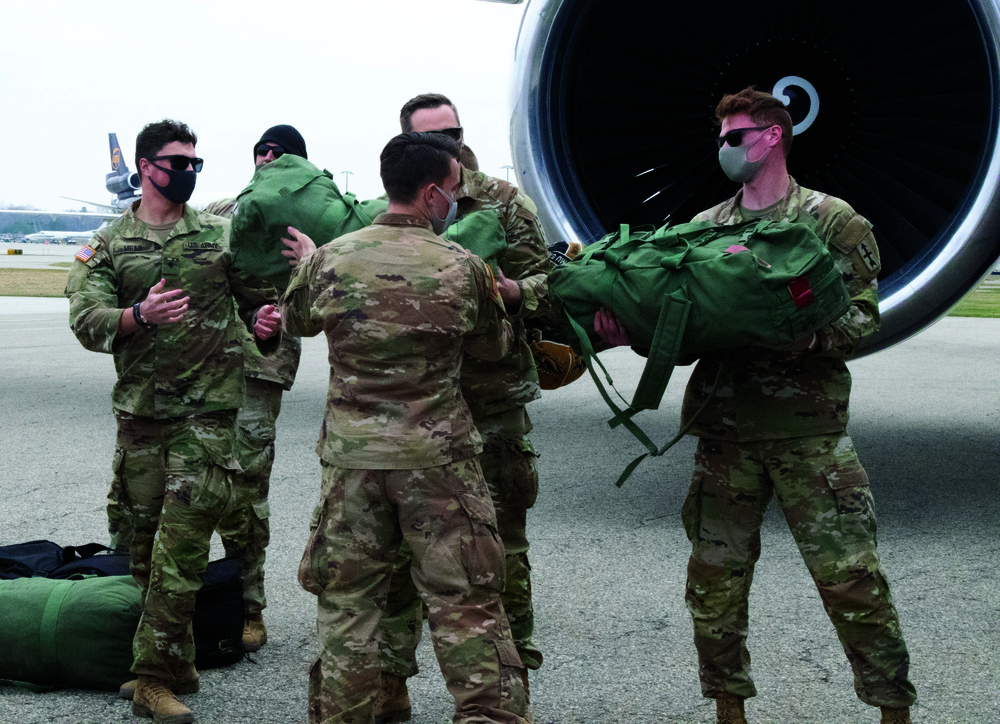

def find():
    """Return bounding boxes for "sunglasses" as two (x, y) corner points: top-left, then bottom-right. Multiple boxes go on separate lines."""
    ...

(715, 126), (774, 149)
(431, 127), (463, 141)
(150, 154), (204, 173)
(255, 143), (285, 159)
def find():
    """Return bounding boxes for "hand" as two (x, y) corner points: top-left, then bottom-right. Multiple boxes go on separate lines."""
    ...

(141, 278), (189, 324)
(281, 226), (317, 267)
(254, 304), (281, 340)
(594, 308), (630, 347)
(495, 268), (522, 310)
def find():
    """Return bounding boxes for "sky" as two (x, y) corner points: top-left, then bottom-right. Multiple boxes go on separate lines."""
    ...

(0, 0), (526, 212)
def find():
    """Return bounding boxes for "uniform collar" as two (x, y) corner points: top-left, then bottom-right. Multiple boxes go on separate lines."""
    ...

(373, 212), (433, 230)
(719, 175), (802, 224)
(117, 200), (203, 242)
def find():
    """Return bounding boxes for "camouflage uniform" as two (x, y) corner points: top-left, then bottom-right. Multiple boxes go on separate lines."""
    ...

(680, 178), (917, 707)
(65, 201), (277, 683)
(204, 197), (303, 617)
(283, 213), (529, 724)
(380, 168), (552, 679)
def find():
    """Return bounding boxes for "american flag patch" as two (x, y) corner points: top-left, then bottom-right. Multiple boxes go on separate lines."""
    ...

(75, 246), (96, 262)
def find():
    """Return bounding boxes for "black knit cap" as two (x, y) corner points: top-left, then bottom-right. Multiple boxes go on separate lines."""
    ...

(254, 124), (307, 160)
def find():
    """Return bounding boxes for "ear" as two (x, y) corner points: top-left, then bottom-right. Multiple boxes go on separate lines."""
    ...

(769, 125), (783, 147)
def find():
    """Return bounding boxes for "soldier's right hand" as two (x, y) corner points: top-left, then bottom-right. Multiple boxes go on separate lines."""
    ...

(141, 278), (190, 324)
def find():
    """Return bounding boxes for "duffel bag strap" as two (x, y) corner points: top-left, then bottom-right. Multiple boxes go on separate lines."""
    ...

(563, 311), (660, 458)
(627, 290), (690, 415)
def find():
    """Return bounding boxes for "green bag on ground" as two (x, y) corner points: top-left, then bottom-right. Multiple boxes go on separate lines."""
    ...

(230, 154), (389, 289)
(0, 575), (141, 691)
(443, 210), (507, 274)
(548, 219), (851, 483)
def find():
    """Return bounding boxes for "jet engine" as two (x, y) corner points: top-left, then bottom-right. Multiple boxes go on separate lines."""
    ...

(511, 0), (1000, 351)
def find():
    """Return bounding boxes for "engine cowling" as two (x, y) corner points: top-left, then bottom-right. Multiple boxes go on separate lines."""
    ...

(511, 0), (1000, 352)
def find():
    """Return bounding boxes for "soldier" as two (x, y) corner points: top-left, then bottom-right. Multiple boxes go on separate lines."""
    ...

(280, 131), (529, 724)
(597, 87), (917, 724)
(203, 124), (308, 653)
(376, 93), (552, 722)
(66, 119), (281, 724)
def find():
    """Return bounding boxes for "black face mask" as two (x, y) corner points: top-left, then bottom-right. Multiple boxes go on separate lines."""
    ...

(149, 165), (197, 205)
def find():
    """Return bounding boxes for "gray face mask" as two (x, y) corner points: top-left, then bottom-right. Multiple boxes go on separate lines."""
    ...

(718, 132), (772, 184)
(430, 185), (458, 235)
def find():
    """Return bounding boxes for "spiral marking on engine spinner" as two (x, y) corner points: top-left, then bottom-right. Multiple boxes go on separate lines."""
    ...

(773, 76), (819, 135)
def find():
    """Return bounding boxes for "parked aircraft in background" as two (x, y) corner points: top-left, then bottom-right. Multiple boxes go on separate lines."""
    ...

(21, 230), (100, 244)
(0, 132), (137, 219)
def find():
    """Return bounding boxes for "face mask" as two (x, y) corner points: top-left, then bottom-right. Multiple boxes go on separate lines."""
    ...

(718, 132), (772, 184)
(430, 185), (458, 235)
(149, 165), (197, 205)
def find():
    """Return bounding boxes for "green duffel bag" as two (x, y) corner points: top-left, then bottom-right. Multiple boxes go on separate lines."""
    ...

(230, 154), (389, 289)
(549, 218), (851, 484)
(443, 210), (507, 275)
(0, 575), (141, 691)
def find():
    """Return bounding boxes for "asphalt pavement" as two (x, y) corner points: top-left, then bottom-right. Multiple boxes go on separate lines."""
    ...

(0, 304), (997, 723)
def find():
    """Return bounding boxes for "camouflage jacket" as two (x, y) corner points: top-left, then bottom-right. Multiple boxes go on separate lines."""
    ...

(66, 201), (278, 419)
(204, 197), (302, 391)
(455, 166), (552, 420)
(282, 213), (514, 470)
(681, 177), (881, 441)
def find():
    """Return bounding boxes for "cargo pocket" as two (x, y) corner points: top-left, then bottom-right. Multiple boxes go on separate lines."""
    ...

(458, 493), (506, 592)
(298, 503), (329, 596)
(502, 440), (540, 510)
(681, 474), (703, 544)
(823, 465), (876, 543)
(494, 638), (528, 716)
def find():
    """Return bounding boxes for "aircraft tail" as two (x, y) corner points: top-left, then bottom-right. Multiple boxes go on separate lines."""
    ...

(105, 132), (140, 210)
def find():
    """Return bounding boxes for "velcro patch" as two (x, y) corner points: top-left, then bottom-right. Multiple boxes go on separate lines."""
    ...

(75, 246), (96, 262)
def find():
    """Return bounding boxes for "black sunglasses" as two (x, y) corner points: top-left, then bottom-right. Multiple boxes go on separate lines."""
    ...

(431, 127), (463, 141)
(150, 154), (204, 173)
(255, 143), (285, 159)
(715, 126), (773, 149)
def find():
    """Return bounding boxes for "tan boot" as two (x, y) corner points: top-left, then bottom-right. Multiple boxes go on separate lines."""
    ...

(716, 693), (748, 724)
(119, 664), (199, 700)
(131, 675), (194, 723)
(880, 706), (912, 724)
(373, 673), (411, 724)
(243, 612), (267, 653)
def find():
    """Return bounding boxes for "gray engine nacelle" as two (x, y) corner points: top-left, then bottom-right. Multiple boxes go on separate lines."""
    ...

(511, 0), (1000, 352)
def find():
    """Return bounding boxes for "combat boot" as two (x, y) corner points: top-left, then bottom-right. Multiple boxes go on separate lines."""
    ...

(880, 706), (912, 723)
(132, 675), (194, 724)
(243, 611), (267, 652)
(716, 692), (748, 724)
(119, 663), (199, 700)
(373, 673), (411, 724)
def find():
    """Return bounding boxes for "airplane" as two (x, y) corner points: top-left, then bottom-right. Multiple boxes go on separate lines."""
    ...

(21, 230), (99, 244)
(499, 0), (1000, 354)
(0, 132), (137, 220)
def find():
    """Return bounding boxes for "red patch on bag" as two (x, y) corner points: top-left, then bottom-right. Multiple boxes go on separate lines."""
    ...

(787, 276), (814, 309)
(724, 245), (750, 254)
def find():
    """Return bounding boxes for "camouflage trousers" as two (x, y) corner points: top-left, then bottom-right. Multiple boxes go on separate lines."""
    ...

(681, 433), (917, 708)
(379, 407), (543, 678)
(113, 410), (237, 682)
(216, 377), (284, 616)
(299, 457), (529, 724)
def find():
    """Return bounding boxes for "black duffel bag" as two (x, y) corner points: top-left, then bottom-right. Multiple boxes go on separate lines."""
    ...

(0, 540), (245, 688)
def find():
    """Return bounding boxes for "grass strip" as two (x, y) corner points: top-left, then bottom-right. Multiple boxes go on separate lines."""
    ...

(0, 268), (68, 297)
(947, 282), (1000, 318)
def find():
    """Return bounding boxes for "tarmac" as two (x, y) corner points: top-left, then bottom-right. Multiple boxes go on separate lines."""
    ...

(0, 300), (997, 724)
